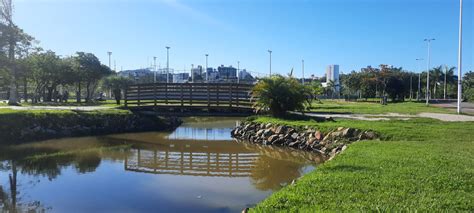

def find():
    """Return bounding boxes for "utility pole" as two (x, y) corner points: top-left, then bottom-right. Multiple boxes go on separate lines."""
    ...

(107, 52), (112, 69)
(457, 0), (463, 114)
(237, 61), (240, 84)
(205, 54), (209, 82)
(302, 59), (305, 85)
(268, 50), (272, 76)
(153, 56), (157, 83)
(416, 58), (424, 101)
(191, 64), (194, 83)
(166, 47), (170, 83)
(424, 38), (435, 106)
(410, 74), (413, 100)
(444, 66), (447, 100)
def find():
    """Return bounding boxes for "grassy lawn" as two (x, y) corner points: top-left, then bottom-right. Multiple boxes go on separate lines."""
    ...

(309, 100), (452, 115)
(251, 116), (474, 211)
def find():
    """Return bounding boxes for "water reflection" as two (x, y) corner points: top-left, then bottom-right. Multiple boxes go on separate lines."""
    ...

(0, 117), (323, 212)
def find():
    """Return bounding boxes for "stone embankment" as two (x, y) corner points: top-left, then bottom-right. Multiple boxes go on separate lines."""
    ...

(0, 111), (182, 144)
(231, 122), (378, 159)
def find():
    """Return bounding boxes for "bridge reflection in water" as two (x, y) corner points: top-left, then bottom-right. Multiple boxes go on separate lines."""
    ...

(118, 133), (324, 179)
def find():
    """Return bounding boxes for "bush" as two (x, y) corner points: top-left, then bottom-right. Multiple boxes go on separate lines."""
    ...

(252, 75), (311, 117)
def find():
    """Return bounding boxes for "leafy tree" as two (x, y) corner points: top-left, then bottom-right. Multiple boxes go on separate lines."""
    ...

(1, 0), (34, 105)
(26, 50), (74, 102)
(102, 75), (133, 104)
(252, 75), (312, 117)
(463, 71), (474, 102)
(71, 52), (112, 102)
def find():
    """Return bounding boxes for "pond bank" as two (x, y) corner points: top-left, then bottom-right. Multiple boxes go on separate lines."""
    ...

(0, 110), (181, 144)
(231, 121), (378, 160)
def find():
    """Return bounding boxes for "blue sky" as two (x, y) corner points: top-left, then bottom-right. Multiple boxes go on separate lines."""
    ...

(14, 0), (473, 77)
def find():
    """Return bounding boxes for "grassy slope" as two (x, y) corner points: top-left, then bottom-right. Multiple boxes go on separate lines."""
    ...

(252, 106), (473, 211)
(309, 100), (452, 115)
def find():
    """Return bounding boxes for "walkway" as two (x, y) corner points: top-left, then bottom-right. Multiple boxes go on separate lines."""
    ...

(0, 106), (113, 111)
(303, 112), (474, 122)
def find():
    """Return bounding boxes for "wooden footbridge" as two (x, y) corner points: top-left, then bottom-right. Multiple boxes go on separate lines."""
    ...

(124, 83), (255, 112)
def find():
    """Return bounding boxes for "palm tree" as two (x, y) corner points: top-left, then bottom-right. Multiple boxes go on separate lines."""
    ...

(442, 66), (456, 99)
(430, 66), (443, 99)
(252, 75), (311, 117)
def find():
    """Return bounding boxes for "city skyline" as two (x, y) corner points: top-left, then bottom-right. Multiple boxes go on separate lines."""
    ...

(13, 0), (473, 77)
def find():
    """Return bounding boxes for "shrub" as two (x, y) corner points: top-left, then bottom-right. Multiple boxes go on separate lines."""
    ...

(252, 75), (312, 117)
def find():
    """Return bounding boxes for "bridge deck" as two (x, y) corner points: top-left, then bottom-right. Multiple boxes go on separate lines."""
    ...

(125, 83), (255, 111)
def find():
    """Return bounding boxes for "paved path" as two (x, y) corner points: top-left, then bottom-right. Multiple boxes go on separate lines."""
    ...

(303, 112), (474, 122)
(431, 101), (474, 115)
(0, 106), (114, 111)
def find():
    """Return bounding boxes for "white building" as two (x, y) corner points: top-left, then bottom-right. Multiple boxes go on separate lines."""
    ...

(172, 73), (190, 83)
(325, 65), (340, 92)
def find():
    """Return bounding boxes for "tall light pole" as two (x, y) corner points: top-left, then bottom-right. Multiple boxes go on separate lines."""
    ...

(457, 0), (463, 114)
(444, 66), (447, 100)
(205, 54), (209, 82)
(268, 50), (272, 76)
(191, 64), (194, 83)
(153, 56), (157, 83)
(166, 47), (170, 83)
(302, 59), (305, 85)
(416, 58), (424, 101)
(107, 52), (112, 69)
(424, 38), (435, 106)
(237, 61), (240, 84)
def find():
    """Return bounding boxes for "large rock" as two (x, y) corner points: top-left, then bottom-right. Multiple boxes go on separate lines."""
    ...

(306, 138), (317, 146)
(315, 131), (323, 140)
(275, 125), (288, 134)
(265, 123), (273, 129)
(263, 129), (274, 137)
(267, 134), (279, 143)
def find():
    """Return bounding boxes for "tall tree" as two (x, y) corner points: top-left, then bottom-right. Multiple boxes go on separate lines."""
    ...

(0, 0), (33, 105)
(72, 52), (112, 102)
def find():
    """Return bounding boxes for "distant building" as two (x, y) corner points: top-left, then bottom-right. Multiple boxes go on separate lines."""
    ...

(118, 69), (152, 79)
(238, 69), (256, 83)
(206, 67), (218, 82)
(173, 73), (190, 83)
(191, 65), (204, 81)
(218, 65), (237, 81)
(118, 68), (153, 82)
(325, 65), (340, 92)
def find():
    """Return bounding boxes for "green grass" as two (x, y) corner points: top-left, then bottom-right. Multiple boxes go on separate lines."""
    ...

(309, 100), (452, 115)
(251, 116), (474, 211)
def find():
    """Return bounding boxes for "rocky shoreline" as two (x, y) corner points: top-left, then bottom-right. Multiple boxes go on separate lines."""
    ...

(231, 122), (378, 159)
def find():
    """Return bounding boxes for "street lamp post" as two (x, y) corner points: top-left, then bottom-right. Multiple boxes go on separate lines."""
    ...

(107, 52), (112, 69)
(153, 56), (157, 83)
(457, 0), (463, 114)
(302, 59), (305, 85)
(416, 58), (424, 101)
(424, 38), (435, 106)
(237, 61), (240, 84)
(191, 64), (194, 83)
(205, 54), (209, 82)
(166, 47), (170, 83)
(268, 50), (272, 76)
(410, 74), (413, 100)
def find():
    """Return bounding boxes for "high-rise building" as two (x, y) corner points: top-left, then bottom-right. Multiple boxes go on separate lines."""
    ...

(172, 73), (190, 83)
(191, 65), (204, 81)
(218, 65), (237, 81)
(326, 65), (340, 92)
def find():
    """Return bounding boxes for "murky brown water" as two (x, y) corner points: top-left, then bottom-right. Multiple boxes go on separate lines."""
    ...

(0, 117), (323, 213)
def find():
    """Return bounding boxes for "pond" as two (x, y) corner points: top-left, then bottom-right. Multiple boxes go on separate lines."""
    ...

(0, 117), (324, 213)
